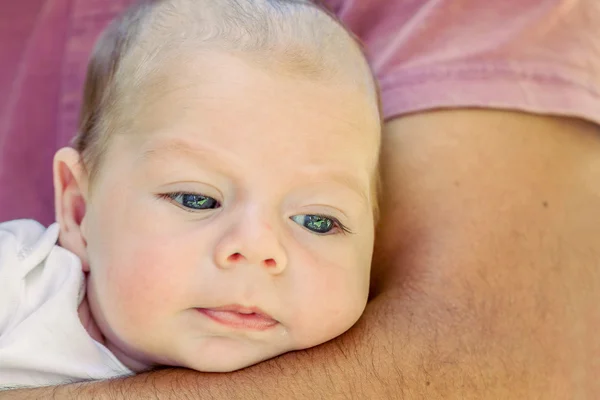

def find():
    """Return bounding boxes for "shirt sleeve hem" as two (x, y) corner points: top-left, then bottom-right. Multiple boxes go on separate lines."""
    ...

(379, 63), (600, 126)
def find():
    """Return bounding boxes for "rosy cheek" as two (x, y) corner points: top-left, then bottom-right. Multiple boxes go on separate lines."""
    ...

(100, 238), (183, 324)
(319, 274), (361, 318)
(291, 266), (364, 348)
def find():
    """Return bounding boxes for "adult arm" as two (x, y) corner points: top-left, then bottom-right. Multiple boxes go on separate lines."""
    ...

(4, 108), (599, 399)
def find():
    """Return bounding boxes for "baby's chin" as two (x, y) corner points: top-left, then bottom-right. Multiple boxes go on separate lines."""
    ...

(143, 322), (362, 372)
(102, 316), (361, 373)
(155, 355), (264, 373)
(173, 342), (295, 373)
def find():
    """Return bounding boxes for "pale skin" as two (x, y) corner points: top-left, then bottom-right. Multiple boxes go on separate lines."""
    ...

(4, 108), (599, 399)
(53, 51), (379, 373)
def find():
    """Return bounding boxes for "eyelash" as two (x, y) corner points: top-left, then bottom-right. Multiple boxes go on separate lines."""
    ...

(157, 192), (221, 211)
(157, 192), (353, 235)
(314, 215), (353, 235)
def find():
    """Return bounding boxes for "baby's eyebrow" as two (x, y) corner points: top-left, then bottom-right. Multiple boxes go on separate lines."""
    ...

(138, 138), (371, 207)
(299, 168), (370, 208)
(140, 138), (217, 161)
(137, 138), (236, 175)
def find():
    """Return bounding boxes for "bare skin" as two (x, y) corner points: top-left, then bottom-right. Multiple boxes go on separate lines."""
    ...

(4, 109), (599, 399)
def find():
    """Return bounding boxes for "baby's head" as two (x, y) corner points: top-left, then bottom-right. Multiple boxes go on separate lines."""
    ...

(53, 0), (381, 372)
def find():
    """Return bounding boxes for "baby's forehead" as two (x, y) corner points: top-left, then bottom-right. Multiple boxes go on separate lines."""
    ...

(112, 56), (376, 169)
(128, 54), (378, 146)
(117, 47), (380, 145)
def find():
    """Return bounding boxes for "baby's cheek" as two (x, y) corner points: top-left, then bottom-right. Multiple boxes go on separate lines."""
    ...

(102, 242), (185, 329)
(292, 266), (367, 349)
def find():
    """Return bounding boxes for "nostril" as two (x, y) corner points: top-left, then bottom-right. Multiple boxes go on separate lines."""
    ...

(264, 258), (276, 268)
(228, 253), (243, 262)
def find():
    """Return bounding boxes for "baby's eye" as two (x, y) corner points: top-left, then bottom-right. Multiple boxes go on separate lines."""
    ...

(164, 192), (220, 210)
(290, 214), (350, 235)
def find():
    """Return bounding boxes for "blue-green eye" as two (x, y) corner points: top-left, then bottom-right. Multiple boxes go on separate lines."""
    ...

(165, 193), (220, 210)
(291, 214), (350, 235)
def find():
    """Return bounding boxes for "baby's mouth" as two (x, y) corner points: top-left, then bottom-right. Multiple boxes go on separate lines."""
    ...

(197, 305), (278, 331)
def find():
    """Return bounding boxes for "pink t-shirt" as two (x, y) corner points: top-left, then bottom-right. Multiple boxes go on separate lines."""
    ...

(1, 0), (599, 224)
(324, 0), (600, 123)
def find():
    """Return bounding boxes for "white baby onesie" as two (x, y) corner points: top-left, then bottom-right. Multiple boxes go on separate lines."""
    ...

(0, 220), (131, 388)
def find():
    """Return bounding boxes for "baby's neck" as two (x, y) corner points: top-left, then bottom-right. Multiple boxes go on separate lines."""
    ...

(77, 296), (105, 344)
(77, 290), (153, 372)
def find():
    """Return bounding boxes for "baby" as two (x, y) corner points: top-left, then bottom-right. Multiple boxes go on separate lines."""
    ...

(0, 0), (381, 387)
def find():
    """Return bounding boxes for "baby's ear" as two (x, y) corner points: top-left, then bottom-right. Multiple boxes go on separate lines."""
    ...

(53, 147), (91, 272)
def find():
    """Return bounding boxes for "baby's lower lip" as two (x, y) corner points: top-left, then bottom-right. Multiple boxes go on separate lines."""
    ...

(197, 309), (278, 331)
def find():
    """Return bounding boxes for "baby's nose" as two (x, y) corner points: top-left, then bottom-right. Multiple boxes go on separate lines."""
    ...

(224, 251), (283, 272)
(214, 224), (287, 275)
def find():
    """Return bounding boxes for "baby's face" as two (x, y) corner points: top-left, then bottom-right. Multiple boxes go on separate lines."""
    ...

(80, 52), (380, 372)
